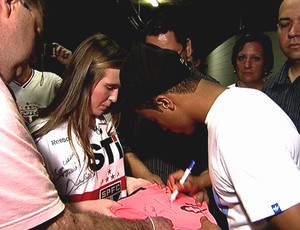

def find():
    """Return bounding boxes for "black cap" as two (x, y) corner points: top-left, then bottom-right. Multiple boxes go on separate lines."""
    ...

(112, 42), (191, 112)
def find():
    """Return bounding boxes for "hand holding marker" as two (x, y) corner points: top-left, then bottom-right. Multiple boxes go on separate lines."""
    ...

(170, 160), (195, 202)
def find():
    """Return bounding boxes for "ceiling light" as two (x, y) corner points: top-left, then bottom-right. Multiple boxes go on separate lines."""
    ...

(149, 0), (159, 7)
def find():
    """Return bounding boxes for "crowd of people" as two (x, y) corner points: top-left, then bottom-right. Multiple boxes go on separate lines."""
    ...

(0, 0), (172, 229)
(117, 11), (228, 229)
(116, 23), (300, 230)
(1, 0), (300, 229)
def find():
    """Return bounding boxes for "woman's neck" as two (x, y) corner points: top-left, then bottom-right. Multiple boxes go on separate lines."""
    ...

(237, 80), (264, 91)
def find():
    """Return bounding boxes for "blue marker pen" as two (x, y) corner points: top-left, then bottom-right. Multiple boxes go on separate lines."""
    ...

(170, 160), (195, 202)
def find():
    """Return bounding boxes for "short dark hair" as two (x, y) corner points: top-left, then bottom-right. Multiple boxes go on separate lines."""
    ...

(137, 67), (202, 111)
(143, 12), (188, 49)
(110, 42), (195, 113)
(231, 33), (274, 75)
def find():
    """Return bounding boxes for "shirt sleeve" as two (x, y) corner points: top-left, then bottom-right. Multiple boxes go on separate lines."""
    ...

(0, 79), (64, 229)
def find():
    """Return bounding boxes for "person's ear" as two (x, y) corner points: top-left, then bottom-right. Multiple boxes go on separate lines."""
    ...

(155, 96), (174, 111)
(1, 0), (13, 17)
(186, 38), (193, 61)
(193, 58), (201, 69)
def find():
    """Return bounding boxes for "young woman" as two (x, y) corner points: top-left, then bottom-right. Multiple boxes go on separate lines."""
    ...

(30, 33), (128, 214)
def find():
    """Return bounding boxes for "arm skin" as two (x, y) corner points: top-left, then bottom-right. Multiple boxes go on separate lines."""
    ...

(198, 216), (221, 230)
(193, 170), (212, 190)
(34, 170), (223, 230)
(125, 152), (165, 188)
(169, 170), (300, 229)
(67, 199), (122, 217)
(32, 204), (174, 230)
(267, 203), (300, 230)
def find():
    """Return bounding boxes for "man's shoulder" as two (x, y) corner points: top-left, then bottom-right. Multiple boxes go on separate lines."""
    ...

(263, 61), (291, 89)
(263, 71), (282, 91)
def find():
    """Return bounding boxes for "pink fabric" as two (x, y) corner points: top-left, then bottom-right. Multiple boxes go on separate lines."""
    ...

(111, 184), (217, 230)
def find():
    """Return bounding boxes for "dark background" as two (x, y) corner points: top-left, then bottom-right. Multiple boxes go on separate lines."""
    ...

(39, 0), (282, 73)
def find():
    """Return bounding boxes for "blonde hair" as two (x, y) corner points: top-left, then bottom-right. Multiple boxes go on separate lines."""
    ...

(32, 33), (125, 168)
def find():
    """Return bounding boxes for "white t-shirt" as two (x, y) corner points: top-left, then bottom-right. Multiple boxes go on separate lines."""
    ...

(9, 69), (62, 124)
(205, 87), (300, 229)
(30, 114), (127, 202)
(228, 83), (237, 88)
(0, 78), (64, 229)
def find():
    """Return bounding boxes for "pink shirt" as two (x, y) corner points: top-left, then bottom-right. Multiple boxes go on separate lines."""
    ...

(112, 184), (217, 230)
(0, 78), (64, 229)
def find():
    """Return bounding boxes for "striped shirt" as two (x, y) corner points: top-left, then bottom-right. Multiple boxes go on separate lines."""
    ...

(263, 60), (300, 132)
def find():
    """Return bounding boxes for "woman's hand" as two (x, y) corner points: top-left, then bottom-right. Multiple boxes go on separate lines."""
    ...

(67, 199), (121, 217)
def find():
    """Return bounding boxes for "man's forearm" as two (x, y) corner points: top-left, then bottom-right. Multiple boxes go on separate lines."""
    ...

(33, 207), (154, 229)
(125, 152), (153, 178)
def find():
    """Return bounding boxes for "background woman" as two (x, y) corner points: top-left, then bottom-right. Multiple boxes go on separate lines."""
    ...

(229, 32), (274, 90)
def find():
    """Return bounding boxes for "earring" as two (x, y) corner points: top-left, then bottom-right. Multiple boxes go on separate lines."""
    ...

(264, 69), (269, 76)
(264, 66), (269, 76)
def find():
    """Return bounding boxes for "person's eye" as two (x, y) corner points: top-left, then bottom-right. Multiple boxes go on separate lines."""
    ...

(277, 20), (291, 29)
(252, 56), (262, 62)
(237, 55), (245, 61)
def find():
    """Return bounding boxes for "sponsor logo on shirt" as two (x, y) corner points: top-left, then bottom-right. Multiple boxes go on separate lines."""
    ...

(100, 181), (121, 199)
(51, 137), (69, 145)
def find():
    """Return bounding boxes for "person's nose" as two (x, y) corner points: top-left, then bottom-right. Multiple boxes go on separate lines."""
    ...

(109, 89), (119, 103)
(288, 20), (300, 38)
(244, 58), (252, 68)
